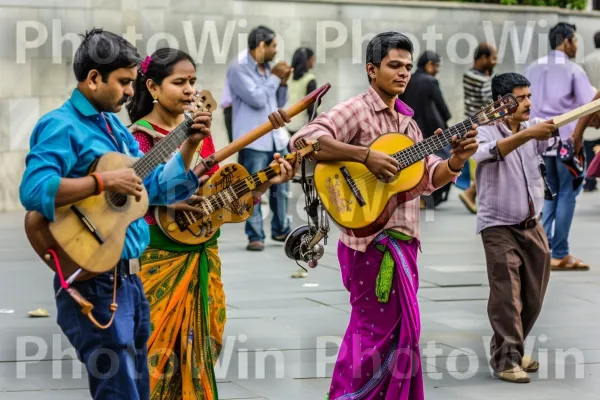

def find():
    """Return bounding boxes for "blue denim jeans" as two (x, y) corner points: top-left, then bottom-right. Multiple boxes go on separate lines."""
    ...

(53, 265), (150, 399)
(584, 139), (600, 190)
(239, 147), (291, 242)
(541, 155), (582, 260)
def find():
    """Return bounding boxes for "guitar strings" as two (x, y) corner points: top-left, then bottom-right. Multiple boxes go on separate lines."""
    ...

(340, 98), (515, 195)
(184, 145), (315, 222)
(183, 161), (282, 221)
(182, 91), (331, 221)
(341, 117), (477, 191)
(106, 95), (209, 205)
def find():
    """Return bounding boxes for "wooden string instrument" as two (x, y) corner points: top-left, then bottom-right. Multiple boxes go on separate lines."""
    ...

(155, 140), (322, 245)
(313, 93), (519, 238)
(154, 83), (331, 242)
(24, 91), (217, 281)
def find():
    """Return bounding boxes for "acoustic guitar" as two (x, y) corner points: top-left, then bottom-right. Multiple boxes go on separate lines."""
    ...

(155, 139), (322, 245)
(24, 91), (217, 280)
(313, 94), (519, 238)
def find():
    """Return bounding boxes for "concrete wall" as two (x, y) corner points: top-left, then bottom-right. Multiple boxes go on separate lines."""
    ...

(1, 0), (599, 211)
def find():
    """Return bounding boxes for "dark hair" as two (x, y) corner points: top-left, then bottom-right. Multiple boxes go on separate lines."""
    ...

(291, 47), (314, 80)
(248, 25), (276, 50)
(126, 48), (196, 123)
(73, 28), (141, 82)
(491, 72), (530, 100)
(549, 22), (576, 50)
(417, 51), (440, 69)
(594, 31), (600, 48)
(366, 32), (413, 82)
(474, 43), (494, 61)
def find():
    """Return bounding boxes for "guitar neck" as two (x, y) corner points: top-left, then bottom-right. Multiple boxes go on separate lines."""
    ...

(202, 165), (279, 214)
(553, 98), (600, 128)
(131, 118), (193, 179)
(393, 117), (479, 168)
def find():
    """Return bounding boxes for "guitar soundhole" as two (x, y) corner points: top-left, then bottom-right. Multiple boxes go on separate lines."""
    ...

(106, 192), (128, 209)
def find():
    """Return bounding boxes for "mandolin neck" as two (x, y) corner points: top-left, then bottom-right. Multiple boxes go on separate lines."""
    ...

(131, 117), (193, 179)
(196, 164), (281, 217)
(392, 117), (480, 168)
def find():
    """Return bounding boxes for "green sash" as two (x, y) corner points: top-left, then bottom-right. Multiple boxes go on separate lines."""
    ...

(375, 229), (412, 303)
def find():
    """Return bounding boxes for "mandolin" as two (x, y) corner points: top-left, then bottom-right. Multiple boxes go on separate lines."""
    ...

(155, 139), (321, 245)
(313, 94), (519, 238)
(24, 91), (217, 280)
(151, 83), (331, 244)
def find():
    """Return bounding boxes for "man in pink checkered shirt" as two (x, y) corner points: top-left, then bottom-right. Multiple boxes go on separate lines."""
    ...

(290, 32), (479, 400)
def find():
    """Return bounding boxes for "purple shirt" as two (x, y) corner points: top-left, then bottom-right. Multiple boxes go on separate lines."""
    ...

(473, 118), (559, 234)
(525, 50), (595, 145)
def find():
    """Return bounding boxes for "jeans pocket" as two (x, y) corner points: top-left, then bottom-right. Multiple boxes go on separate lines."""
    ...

(94, 273), (122, 298)
(65, 273), (121, 304)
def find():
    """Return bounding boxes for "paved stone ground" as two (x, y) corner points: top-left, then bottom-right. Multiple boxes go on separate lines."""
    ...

(0, 186), (599, 400)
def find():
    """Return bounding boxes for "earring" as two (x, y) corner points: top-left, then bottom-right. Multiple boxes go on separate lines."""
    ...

(153, 97), (158, 104)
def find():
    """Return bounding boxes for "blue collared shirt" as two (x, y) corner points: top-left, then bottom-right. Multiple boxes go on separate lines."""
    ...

(227, 52), (289, 152)
(19, 88), (199, 260)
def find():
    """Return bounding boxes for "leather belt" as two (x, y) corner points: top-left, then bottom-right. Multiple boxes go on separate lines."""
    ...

(512, 215), (540, 229)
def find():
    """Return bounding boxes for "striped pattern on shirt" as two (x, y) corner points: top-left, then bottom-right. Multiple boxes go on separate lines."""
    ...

(463, 69), (492, 118)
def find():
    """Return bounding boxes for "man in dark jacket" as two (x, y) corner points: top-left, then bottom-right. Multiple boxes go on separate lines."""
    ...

(400, 51), (451, 139)
(399, 51), (452, 208)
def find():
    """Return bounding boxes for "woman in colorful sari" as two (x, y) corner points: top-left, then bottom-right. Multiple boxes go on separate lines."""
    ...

(126, 48), (297, 399)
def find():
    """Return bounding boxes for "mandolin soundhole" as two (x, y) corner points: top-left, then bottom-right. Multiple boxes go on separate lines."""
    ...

(106, 192), (128, 210)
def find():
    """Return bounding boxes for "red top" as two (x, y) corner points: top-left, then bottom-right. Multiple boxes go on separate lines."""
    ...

(132, 122), (219, 225)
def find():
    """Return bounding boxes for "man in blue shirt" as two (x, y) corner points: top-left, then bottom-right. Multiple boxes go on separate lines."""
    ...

(227, 25), (293, 251)
(19, 29), (210, 399)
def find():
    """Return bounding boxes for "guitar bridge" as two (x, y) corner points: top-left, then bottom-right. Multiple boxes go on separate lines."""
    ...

(70, 205), (105, 245)
(340, 167), (366, 207)
(174, 211), (190, 232)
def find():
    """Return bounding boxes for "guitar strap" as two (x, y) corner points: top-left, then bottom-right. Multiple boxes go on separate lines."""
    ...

(65, 266), (119, 330)
(47, 250), (119, 330)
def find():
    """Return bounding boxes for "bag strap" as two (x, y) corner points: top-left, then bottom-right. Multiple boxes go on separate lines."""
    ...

(129, 120), (165, 141)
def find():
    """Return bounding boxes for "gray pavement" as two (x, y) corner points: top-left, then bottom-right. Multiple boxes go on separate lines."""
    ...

(1, 187), (600, 399)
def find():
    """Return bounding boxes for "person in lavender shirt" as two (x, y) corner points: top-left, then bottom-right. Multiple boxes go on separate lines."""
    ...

(525, 22), (595, 271)
(473, 73), (560, 384)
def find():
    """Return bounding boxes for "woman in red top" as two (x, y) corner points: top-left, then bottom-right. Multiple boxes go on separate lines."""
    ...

(126, 48), (295, 399)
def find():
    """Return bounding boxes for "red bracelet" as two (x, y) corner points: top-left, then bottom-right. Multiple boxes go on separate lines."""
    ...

(90, 173), (104, 195)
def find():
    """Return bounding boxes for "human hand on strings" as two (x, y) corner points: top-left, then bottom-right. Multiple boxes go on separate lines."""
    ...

(100, 168), (144, 202)
(268, 153), (299, 185)
(186, 110), (212, 146)
(446, 123), (479, 164)
(167, 175), (209, 213)
(364, 149), (400, 181)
